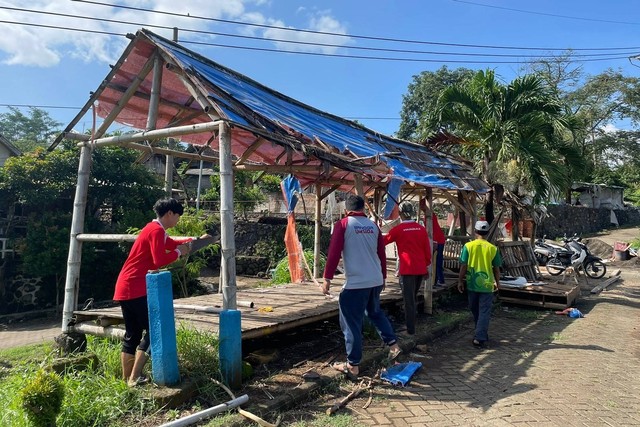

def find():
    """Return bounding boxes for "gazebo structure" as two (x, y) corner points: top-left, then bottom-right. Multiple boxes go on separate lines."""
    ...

(54, 28), (489, 357)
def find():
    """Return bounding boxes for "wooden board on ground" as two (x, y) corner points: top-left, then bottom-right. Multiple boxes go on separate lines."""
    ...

(498, 281), (579, 310)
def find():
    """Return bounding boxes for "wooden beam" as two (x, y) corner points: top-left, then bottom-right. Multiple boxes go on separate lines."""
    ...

(235, 138), (266, 165)
(94, 52), (157, 139)
(590, 270), (621, 294)
(320, 184), (341, 201)
(234, 164), (321, 172)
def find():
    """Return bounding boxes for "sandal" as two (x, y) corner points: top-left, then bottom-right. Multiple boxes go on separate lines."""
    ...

(388, 346), (402, 361)
(472, 339), (484, 348)
(332, 362), (358, 381)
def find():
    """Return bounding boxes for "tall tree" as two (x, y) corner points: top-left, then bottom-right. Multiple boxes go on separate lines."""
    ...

(397, 66), (475, 141)
(0, 107), (61, 152)
(430, 70), (584, 223)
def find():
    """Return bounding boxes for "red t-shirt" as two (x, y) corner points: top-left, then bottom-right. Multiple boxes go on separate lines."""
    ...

(432, 213), (446, 244)
(384, 220), (431, 275)
(113, 220), (190, 301)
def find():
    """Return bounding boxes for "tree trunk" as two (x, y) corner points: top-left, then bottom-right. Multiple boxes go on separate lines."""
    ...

(485, 189), (495, 225)
(511, 207), (520, 241)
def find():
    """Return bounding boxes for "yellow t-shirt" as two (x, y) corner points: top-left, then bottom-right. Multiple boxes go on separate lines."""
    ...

(460, 239), (502, 292)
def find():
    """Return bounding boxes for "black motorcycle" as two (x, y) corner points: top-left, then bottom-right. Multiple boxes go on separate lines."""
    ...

(544, 235), (607, 279)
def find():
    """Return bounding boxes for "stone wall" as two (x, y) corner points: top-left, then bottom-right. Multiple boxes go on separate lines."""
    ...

(537, 205), (640, 239)
(207, 219), (331, 276)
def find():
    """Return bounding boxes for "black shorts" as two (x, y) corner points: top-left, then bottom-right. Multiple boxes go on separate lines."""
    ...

(119, 296), (150, 355)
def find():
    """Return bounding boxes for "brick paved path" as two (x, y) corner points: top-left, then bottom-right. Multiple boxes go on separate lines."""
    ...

(329, 270), (640, 426)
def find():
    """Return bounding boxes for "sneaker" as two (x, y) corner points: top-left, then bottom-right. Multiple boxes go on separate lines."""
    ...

(127, 375), (149, 387)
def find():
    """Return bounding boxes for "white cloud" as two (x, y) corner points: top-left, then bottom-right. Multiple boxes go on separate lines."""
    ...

(601, 123), (618, 134)
(0, 0), (352, 66)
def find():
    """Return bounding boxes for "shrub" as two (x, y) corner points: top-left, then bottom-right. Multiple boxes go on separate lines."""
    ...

(271, 250), (326, 284)
(19, 369), (64, 427)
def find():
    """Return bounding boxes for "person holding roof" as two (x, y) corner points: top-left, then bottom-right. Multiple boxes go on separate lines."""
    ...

(323, 194), (402, 380)
(384, 202), (431, 335)
(457, 220), (502, 348)
(114, 198), (192, 387)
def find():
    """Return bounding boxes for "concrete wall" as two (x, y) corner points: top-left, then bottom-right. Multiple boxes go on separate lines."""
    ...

(537, 205), (640, 239)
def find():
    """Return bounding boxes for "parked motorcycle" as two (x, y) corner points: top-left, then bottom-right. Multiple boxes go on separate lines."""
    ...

(534, 236), (568, 266)
(543, 235), (607, 279)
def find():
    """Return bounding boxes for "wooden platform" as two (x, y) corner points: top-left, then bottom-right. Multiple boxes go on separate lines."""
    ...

(71, 275), (456, 341)
(498, 281), (580, 310)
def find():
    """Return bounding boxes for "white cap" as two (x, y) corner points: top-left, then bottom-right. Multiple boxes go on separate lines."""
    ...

(474, 220), (490, 232)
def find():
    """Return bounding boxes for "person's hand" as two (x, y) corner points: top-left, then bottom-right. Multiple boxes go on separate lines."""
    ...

(382, 279), (386, 291)
(494, 282), (500, 292)
(199, 233), (211, 239)
(177, 243), (191, 256)
(321, 279), (331, 295)
(457, 280), (465, 293)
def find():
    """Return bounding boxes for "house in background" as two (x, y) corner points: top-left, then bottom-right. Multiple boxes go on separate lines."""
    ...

(0, 134), (21, 167)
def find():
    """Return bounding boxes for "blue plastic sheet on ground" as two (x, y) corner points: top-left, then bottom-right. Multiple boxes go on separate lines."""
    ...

(380, 361), (422, 387)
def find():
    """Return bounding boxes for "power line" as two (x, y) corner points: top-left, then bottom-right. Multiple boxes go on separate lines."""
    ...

(71, 0), (640, 52)
(0, 20), (634, 65)
(452, 0), (640, 26)
(5, 6), (638, 60)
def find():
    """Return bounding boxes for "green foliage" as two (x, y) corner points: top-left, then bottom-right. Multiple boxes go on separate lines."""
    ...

(176, 325), (227, 398)
(0, 107), (61, 152)
(0, 142), (166, 310)
(167, 209), (219, 297)
(429, 69), (583, 204)
(398, 66), (475, 141)
(203, 169), (282, 216)
(271, 249), (325, 284)
(19, 369), (64, 427)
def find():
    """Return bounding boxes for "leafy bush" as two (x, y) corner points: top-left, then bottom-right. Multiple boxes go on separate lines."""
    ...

(271, 249), (325, 284)
(19, 369), (64, 427)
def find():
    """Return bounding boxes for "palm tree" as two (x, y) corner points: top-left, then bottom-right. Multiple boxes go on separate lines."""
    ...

(428, 70), (584, 227)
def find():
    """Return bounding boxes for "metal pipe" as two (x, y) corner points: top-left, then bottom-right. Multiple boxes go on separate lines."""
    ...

(157, 394), (248, 427)
(75, 121), (223, 148)
(61, 144), (93, 334)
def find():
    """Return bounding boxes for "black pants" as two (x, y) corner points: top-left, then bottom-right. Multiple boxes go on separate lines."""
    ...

(119, 296), (150, 355)
(399, 275), (424, 334)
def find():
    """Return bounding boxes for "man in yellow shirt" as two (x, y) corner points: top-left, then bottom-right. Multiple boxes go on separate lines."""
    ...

(457, 220), (502, 348)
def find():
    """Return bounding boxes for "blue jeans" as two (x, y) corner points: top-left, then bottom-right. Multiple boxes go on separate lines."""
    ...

(338, 286), (397, 366)
(435, 243), (445, 284)
(467, 291), (494, 342)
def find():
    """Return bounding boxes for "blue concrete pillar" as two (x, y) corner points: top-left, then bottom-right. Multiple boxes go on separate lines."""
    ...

(146, 271), (180, 386)
(219, 309), (242, 389)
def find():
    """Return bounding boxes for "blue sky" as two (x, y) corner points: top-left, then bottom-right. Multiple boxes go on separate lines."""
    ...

(1, 0), (640, 138)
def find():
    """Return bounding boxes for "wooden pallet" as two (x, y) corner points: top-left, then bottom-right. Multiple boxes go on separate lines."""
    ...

(498, 241), (541, 281)
(498, 281), (580, 310)
(443, 236), (471, 270)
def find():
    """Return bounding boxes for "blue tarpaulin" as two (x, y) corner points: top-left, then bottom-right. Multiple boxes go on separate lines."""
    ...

(281, 175), (302, 213)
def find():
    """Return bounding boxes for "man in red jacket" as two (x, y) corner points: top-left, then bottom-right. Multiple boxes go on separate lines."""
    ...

(114, 198), (192, 387)
(384, 202), (431, 335)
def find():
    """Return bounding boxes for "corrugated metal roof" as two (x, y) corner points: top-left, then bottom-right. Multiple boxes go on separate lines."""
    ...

(55, 29), (488, 193)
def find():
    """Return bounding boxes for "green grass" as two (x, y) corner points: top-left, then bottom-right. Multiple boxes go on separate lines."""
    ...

(287, 414), (364, 427)
(0, 343), (54, 366)
(432, 311), (468, 327)
(0, 325), (226, 427)
(548, 332), (565, 342)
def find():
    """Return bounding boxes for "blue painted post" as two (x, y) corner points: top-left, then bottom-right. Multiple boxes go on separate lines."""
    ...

(219, 309), (242, 389)
(146, 271), (180, 386)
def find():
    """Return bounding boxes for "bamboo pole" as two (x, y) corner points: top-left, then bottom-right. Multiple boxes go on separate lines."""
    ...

(314, 184), (322, 279)
(93, 53), (157, 139)
(146, 55), (163, 130)
(219, 121), (237, 309)
(424, 188), (434, 315)
(61, 144), (93, 334)
(74, 121), (223, 148)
